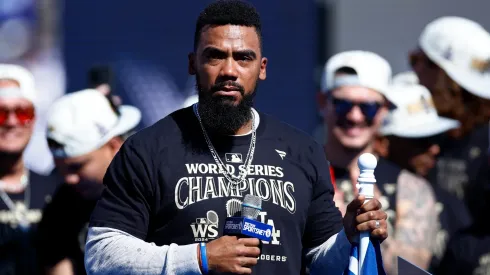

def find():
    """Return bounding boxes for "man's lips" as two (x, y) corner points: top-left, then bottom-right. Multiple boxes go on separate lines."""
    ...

(213, 86), (242, 97)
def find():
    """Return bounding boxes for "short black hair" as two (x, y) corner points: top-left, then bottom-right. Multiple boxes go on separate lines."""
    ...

(194, 0), (262, 51)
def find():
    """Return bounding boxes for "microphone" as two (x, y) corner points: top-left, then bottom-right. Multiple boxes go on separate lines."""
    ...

(223, 194), (273, 242)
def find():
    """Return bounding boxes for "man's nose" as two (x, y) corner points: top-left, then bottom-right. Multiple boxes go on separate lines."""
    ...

(220, 58), (239, 79)
(4, 111), (19, 126)
(65, 174), (80, 185)
(428, 144), (440, 156)
(346, 105), (364, 122)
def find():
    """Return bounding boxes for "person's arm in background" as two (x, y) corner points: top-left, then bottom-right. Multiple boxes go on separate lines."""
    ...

(381, 170), (438, 273)
(84, 137), (202, 275)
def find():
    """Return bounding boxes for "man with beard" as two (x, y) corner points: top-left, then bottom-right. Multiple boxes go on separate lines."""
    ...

(0, 64), (59, 274)
(84, 1), (389, 274)
(320, 51), (438, 274)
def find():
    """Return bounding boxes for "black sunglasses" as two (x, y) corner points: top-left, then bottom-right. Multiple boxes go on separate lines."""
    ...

(330, 97), (383, 121)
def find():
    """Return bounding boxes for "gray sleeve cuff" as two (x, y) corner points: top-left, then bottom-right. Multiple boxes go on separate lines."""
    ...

(165, 243), (202, 274)
(85, 226), (202, 275)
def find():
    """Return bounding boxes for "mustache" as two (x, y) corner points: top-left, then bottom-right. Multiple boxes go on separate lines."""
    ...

(210, 81), (245, 95)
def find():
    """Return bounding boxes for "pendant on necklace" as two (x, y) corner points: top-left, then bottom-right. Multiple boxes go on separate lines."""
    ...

(13, 203), (30, 232)
(18, 219), (30, 232)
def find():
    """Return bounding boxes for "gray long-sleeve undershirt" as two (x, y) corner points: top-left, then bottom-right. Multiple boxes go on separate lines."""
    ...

(84, 226), (351, 275)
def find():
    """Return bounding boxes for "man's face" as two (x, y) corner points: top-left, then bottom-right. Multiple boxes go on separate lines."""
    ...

(53, 142), (119, 198)
(386, 135), (441, 177)
(409, 48), (439, 91)
(0, 80), (35, 154)
(325, 86), (387, 149)
(189, 24), (267, 134)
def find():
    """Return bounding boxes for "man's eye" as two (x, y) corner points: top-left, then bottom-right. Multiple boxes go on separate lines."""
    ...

(236, 54), (253, 61)
(206, 51), (226, 60)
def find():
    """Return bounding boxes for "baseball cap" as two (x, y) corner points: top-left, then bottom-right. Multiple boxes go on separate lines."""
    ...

(0, 64), (36, 103)
(380, 84), (460, 138)
(392, 71), (419, 85)
(419, 16), (490, 99)
(320, 51), (393, 100)
(46, 89), (142, 158)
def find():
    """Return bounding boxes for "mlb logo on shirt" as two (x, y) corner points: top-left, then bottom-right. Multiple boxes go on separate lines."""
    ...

(196, 218), (207, 224)
(225, 153), (243, 163)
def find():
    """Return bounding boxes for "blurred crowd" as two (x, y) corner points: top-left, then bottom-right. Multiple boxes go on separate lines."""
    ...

(0, 5), (490, 275)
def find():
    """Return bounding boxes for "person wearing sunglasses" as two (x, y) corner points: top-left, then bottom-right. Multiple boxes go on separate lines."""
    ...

(0, 64), (60, 274)
(319, 51), (394, 213)
(375, 83), (473, 273)
(320, 51), (438, 274)
(410, 17), (490, 230)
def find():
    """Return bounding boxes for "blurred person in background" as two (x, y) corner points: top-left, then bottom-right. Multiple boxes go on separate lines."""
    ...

(320, 51), (438, 274)
(35, 89), (141, 275)
(375, 83), (472, 273)
(410, 16), (490, 222)
(0, 64), (59, 274)
(376, 84), (459, 177)
(1, 0), (67, 175)
(436, 164), (490, 275)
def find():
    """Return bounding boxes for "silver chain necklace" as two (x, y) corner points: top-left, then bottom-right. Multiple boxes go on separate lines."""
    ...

(0, 171), (31, 230)
(193, 103), (257, 186)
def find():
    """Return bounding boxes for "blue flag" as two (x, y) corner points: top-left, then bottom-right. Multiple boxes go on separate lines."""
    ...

(344, 239), (386, 275)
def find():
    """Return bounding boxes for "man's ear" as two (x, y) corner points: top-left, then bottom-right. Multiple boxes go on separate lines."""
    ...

(373, 135), (390, 158)
(316, 91), (327, 114)
(188, 52), (196, 75)
(259, 57), (267, 80)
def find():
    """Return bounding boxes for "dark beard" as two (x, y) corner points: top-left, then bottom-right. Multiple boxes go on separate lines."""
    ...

(196, 77), (257, 135)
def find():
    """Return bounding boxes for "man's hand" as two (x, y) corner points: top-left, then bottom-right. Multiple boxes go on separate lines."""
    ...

(200, 236), (261, 274)
(343, 195), (388, 243)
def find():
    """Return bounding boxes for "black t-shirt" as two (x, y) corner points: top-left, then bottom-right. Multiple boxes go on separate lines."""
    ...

(90, 106), (343, 274)
(435, 157), (490, 275)
(0, 170), (60, 275)
(436, 225), (490, 275)
(36, 183), (98, 275)
(429, 184), (472, 273)
(429, 124), (489, 213)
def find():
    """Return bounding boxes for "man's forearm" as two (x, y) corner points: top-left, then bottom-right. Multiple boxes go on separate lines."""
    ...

(84, 227), (202, 275)
(306, 229), (351, 274)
